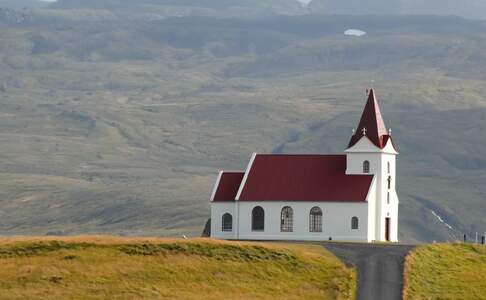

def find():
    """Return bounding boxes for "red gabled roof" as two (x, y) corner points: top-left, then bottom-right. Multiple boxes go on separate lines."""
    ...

(348, 89), (389, 149)
(212, 172), (244, 202)
(237, 155), (373, 202)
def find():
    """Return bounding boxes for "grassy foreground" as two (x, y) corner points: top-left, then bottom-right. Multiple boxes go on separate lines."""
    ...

(404, 243), (486, 300)
(0, 236), (355, 300)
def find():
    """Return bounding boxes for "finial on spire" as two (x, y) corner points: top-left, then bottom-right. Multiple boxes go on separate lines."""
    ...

(352, 128), (356, 135)
(362, 127), (367, 136)
(388, 128), (392, 135)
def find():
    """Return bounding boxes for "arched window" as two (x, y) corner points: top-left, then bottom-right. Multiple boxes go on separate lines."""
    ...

(388, 176), (392, 190)
(387, 192), (390, 204)
(252, 206), (265, 231)
(351, 216), (359, 230)
(280, 206), (293, 232)
(363, 161), (370, 173)
(309, 207), (322, 232)
(222, 213), (232, 232)
(387, 162), (391, 174)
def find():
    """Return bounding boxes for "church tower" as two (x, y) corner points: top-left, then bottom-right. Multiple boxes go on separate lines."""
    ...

(345, 89), (399, 242)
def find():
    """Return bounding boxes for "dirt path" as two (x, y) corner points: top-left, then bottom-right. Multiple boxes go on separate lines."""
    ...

(323, 243), (414, 300)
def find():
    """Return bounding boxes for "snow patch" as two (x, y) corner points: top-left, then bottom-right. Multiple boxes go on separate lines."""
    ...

(296, 0), (312, 7)
(344, 29), (367, 37)
(431, 210), (454, 230)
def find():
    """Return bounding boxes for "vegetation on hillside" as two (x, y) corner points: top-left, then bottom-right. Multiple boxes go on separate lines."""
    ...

(404, 243), (486, 300)
(0, 1), (485, 242)
(0, 237), (355, 300)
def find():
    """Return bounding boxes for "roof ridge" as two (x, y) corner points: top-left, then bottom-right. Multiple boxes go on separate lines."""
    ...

(257, 154), (345, 157)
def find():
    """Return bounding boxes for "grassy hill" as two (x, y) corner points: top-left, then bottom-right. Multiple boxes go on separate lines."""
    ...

(0, 2), (485, 242)
(0, 237), (355, 300)
(404, 243), (486, 299)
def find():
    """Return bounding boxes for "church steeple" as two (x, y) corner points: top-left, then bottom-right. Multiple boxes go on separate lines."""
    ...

(348, 89), (389, 149)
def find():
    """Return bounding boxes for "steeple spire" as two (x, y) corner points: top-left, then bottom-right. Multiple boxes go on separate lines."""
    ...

(348, 89), (389, 149)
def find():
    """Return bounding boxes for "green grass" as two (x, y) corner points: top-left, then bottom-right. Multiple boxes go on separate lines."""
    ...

(0, 237), (356, 300)
(404, 243), (486, 300)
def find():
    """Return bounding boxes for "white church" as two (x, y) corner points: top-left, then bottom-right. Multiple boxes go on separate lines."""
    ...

(210, 89), (399, 242)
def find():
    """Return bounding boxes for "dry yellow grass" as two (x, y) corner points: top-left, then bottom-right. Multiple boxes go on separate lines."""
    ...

(0, 236), (356, 300)
(404, 243), (486, 300)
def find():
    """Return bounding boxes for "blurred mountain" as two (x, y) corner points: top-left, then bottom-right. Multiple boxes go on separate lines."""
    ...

(0, 2), (485, 242)
(49, 0), (306, 18)
(0, 0), (49, 10)
(309, 0), (486, 20)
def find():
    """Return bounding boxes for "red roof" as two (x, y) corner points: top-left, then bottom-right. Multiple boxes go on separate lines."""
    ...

(212, 172), (244, 202)
(348, 89), (390, 149)
(237, 155), (373, 202)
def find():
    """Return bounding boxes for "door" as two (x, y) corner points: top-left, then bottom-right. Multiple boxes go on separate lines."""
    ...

(385, 218), (391, 242)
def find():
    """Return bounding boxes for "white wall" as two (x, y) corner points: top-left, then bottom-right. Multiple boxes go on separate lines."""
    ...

(211, 201), (369, 242)
(345, 136), (399, 242)
(210, 202), (236, 239)
(366, 177), (377, 241)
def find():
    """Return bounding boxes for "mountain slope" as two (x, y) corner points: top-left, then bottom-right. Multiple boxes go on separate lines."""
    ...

(49, 0), (306, 17)
(308, 0), (486, 20)
(0, 6), (485, 242)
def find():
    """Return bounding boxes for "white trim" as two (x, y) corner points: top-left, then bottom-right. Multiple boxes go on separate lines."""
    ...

(209, 171), (224, 202)
(364, 175), (376, 203)
(228, 200), (368, 203)
(345, 136), (381, 152)
(235, 152), (257, 201)
(345, 135), (398, 155)
(382, 138), (399, 154)
(235, 200), (240, 239)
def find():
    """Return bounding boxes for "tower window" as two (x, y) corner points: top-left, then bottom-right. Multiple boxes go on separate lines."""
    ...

(388, 176), (392, 190)
(387, 192), (390, 204)
(387, 162), (391, 174)
(363, 161), (370, 173)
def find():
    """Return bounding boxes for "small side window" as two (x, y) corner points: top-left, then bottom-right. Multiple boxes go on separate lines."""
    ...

(222, 213), (232, 232)
(351, 217), (359, 230)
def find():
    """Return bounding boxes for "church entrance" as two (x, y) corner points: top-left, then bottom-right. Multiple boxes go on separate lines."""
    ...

(385, 218), (391, 241)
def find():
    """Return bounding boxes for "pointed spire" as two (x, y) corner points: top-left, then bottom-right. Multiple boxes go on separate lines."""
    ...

(348, 89), (388, 149)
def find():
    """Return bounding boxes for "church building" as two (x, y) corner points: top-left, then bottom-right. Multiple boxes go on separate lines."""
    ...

(210, 89), (399, 242)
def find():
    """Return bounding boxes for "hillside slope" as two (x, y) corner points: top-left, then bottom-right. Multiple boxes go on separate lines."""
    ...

(0, 237), (356, 300)
(308, 0), (486, 20)
(48, 0), (306, 18)
(404, 243), (486, 299)
(0, 6), (485, 242)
